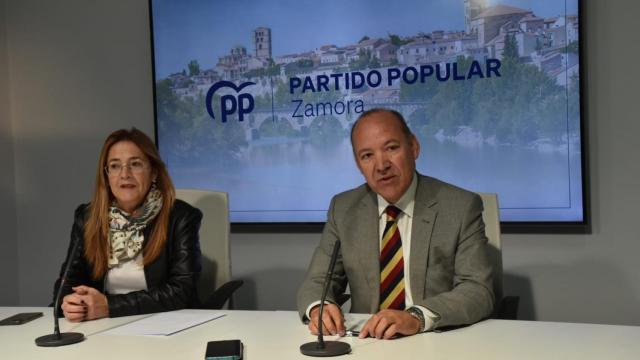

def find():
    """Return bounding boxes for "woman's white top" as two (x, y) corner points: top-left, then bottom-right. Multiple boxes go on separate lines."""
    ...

(105, 253), (148, 294)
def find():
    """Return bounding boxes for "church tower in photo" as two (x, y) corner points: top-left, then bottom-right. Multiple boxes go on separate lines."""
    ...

(253, 27), (272, 60)
(464, 0), (487, 34)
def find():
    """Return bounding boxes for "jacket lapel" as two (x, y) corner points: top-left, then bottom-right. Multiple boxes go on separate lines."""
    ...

(409, 175), (438, 302)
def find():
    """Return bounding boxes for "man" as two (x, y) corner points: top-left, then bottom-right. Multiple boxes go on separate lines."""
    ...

(297, 108), (494, 339)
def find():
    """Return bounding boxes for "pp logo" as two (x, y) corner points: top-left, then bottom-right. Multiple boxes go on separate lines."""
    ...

(205, 81), (255, 122)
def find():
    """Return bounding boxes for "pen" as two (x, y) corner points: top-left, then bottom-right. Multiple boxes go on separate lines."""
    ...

(344, 330), (360, 337)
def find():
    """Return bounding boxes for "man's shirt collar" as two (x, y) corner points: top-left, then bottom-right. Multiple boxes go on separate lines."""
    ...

(377, 172), (417, 219)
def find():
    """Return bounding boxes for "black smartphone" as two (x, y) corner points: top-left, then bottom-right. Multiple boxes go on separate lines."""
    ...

(205, 339), (243, 360)
(0, 312), (44, 326)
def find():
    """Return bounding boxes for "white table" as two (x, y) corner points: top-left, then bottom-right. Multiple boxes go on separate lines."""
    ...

(1, 307), (639, 359)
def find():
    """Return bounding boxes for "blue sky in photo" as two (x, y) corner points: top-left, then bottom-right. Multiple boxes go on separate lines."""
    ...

(152, 0), (578, 78)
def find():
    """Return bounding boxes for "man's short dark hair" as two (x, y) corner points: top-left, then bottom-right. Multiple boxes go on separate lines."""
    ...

(350, 108), (414, 146)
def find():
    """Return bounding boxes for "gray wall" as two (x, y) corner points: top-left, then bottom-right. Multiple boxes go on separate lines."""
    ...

(2, 0), (639, 326)
(0, 0), (19, 305)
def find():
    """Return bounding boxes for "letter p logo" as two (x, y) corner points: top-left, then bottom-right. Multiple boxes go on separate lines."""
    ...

(206, 81), (256, 122)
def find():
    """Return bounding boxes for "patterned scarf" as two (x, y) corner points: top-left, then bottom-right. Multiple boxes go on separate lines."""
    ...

(108, 186), (163, 268)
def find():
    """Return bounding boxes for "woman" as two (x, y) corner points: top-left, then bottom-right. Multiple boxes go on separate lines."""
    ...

(54, 128), (202, 321)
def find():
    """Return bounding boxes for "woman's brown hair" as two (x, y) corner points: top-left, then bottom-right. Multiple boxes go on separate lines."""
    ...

(84, 128), (175, 280)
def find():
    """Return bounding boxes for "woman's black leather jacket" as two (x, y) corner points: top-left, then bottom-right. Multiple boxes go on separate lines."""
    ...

(53, 199), (202, 317)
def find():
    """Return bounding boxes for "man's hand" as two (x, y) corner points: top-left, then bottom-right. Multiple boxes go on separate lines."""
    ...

(358, 309), (420, 339)
(69, 285), (109, 321)
(308, 303), (346, 336)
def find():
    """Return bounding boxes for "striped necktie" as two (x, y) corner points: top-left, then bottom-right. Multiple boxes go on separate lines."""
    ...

(379, 205), (406, 310)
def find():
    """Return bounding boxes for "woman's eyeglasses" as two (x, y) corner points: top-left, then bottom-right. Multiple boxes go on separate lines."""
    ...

(104, 160), (148, 176)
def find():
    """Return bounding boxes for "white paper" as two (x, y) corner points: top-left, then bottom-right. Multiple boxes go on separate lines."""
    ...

(104, 309), (225, 336)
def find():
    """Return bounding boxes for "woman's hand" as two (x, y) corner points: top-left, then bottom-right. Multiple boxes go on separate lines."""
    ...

(61, 286), (109, 321)
(61, 292), (87, 322)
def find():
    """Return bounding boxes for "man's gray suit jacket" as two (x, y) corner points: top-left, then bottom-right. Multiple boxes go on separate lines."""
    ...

(297, 174), (495, 329)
